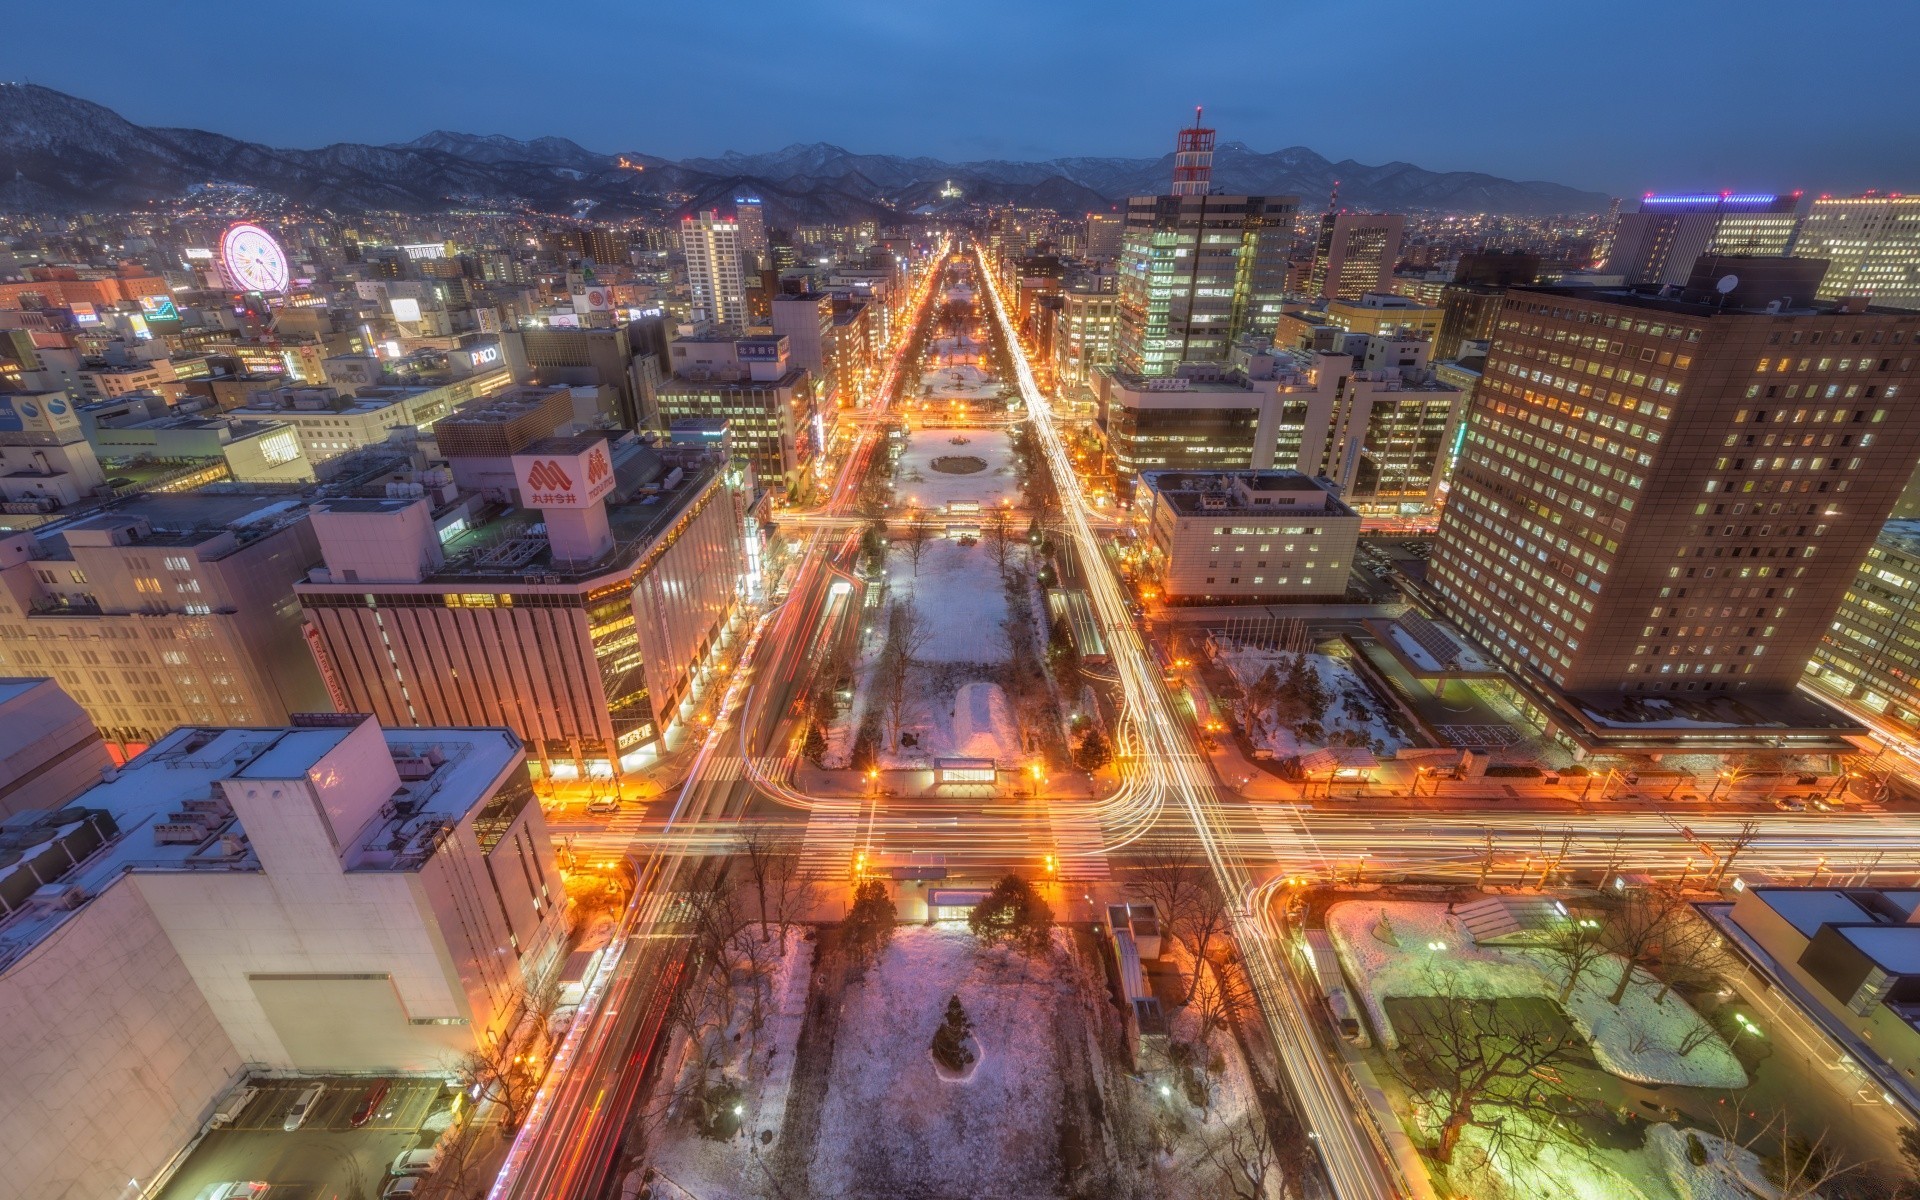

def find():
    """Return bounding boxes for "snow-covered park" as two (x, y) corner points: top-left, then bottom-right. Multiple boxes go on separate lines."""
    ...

(803, 925), (1095, 1199)
(894, 426), (1019, 511)
(1326, 900), (1746, 1089)
(1214, 642), (1409, 758)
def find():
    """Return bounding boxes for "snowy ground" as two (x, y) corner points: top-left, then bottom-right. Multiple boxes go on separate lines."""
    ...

(642, 930), (815, 1199)
(1215, 642), (1409, 758)
(804, 925), (1087, 1199)
(889, 540), (1009, 664)
(1446, 1117), (1810, 1200)
(1326, 900), (1746, 1089)
(894, 427), (1018, 511)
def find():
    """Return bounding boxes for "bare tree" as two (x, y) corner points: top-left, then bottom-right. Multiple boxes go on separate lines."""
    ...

(416, 1115), (493, 1200)
(1386, 973), (1587, 1166)
(902, 515), (935, 577)
(984, 506), (1016, 578)
(1711, 1104), (1865, 1200)
(1600, 883), (1694, 1004)
(1189, 1113), (1281, 1200)
(451, 1034), (537, 1133)
(1538, 910), (1612, 1005)
(879, 602), (932, 748)
(738, 824), (816, 951)
(1179, 878), (1233, 1007)
(1706, 820), (1764, 890)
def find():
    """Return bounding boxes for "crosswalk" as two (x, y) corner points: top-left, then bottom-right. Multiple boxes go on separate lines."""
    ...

(698, 754), (792, 784)
(799, 797), (867, 880)
(1046, 801), (1112, 880)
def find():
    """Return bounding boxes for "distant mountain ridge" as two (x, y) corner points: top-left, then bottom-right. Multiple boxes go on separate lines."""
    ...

(0, 84), (1612, 221)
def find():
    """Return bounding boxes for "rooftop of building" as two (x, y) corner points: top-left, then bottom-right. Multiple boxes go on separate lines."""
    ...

(0, 718), (523, 970)
(1517, 255), (1919, 319)
(1141, 469), (1354, 517)
(1874, 519), (1920, 561)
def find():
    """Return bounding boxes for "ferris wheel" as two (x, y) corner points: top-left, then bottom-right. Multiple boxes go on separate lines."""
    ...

(219, 222), (290, 294)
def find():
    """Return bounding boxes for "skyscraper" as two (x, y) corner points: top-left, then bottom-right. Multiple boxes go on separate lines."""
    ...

(1085, 211), (1123, 260)
(1604, 193), (1803, 288)
(733, 194), (770, 271)
(681, 210), (748, 328)
(1307, 209), (1406, 302)
(1113, 194), (1294, 375)
(1428, 257), (1920, 748)
(1793, 193), (1920, 309)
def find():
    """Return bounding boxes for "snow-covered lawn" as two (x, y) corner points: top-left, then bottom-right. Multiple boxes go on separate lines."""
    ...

(888, 540), (1008, 664)
(1215, 642), (1409, 757)
(806, 925), (1084, 1199)
(1326, 901), (1746, 1090)
(894, 426), (1018, 510)
(643, 930), (815, 1199)
(1445, 1118), (1810, 1200)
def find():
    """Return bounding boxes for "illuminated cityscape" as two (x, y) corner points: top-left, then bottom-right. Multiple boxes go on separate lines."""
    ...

(6, 5), (1920, 1199)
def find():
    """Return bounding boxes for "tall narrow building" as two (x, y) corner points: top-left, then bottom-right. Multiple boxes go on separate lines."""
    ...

(1428, 256), (1920, 751)
(733, 194), (770, 271)
(1308, 209), (1406, 302)
(680, 210), (748, 328)
(1793, 193), (1920, 309)
(1604, 193), (1803, 288)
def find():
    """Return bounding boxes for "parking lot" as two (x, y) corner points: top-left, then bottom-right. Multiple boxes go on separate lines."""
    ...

(157, 1077), (449, 1200)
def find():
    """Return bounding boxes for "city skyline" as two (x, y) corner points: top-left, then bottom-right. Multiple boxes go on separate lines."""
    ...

(2, 0), (1917, 197)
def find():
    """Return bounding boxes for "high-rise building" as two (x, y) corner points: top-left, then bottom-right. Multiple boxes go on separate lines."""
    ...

(0, 493), (330, 759)
(297, 436), (743, 775)
(733, 195), (770, 271)
(1308, 210), (1406, 302)
(1604, 193), (1803, 288)
(1085, 212), (1123, 260)
(513, 324), (644, 429)
(1114, 195), (1294, 376)
(1435, 251), (1541, 360)
(659, 334), (819, 497)
(1428, 257), (1920, 749)
(681, 211), (748, 328)
(0, 713), (565, 1200)
(1806, 519), (1920, 735)
(1793, 194), (1920, 309)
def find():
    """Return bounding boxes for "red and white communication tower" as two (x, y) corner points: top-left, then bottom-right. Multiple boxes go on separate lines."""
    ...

(1171, 106), (1216, 196)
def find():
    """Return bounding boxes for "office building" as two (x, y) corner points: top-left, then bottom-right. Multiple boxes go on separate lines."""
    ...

(1793, 194), (1920, 309)
(1134, 470), (1359, 602)
(78, 393), (314, 484)
(1806, 519), (1920, 734)
(1051, 288), (1121, 395)
(0, 492), (330, 759)
(733, 195), (770, 270)
(1308, 210), (1406, 302)
(0, 391), (110, 520)
(1604, 193), (1803, 288)
(513, 323), (646, 429)
(1114, 194), (1295, 375)
(1435, 251), (1543, 360)
(0, 714), (564, 1200)
(432, 385), (578, 496)
(681, 210), (748, 328)
(231, 369), (513, 463)
(0, 677), (110, 819)
(1715, 887), (1920, 1118)
(1085, 212), (1123, 260)
(658, 334), (817, 496)
(298, 436), (743, 776)
(1316, 292), (1443, 343)
(1428, 258), (1920, 750)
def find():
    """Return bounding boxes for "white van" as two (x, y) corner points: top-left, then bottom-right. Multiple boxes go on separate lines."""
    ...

(282, 1084), (325, 1131)
(207, 1084), (257, 1128)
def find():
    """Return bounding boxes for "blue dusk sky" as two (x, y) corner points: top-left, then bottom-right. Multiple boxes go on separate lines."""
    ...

(2, 0), (1913, 196)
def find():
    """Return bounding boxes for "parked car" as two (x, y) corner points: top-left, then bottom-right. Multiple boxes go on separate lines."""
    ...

(349, 1080), (391, 1128)
(282, 1084), (325, 1131)
(1775, 796), (1807, 811)
(382, 1178), (425, 1199)
(207, 1085), (258, 1129)
(392, 1148), (443, 1177)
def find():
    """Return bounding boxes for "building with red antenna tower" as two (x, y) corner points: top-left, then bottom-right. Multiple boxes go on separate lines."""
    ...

(1171, 107), (1215, 196)
(1110, 110), (1296, 377)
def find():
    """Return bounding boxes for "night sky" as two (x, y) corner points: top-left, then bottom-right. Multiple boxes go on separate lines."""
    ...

(3, 0), (1913, 196)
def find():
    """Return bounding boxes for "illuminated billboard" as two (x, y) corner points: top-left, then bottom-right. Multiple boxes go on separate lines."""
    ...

(512, 441), (615, 509)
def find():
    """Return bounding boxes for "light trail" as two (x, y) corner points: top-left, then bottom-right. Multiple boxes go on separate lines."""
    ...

(977, 242), (1408, 1199)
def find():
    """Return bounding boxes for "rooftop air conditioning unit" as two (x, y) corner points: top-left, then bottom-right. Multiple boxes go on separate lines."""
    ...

(29, 883), (86, 911)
